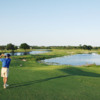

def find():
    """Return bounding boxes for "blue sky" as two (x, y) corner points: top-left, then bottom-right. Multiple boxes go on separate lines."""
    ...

(0, 0), (100, 46)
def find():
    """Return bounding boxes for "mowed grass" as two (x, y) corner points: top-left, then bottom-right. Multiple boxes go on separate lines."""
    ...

(0, 49), (100, 100)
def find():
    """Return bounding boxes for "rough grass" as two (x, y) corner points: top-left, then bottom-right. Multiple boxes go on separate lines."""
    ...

(0, 49), (100, 100)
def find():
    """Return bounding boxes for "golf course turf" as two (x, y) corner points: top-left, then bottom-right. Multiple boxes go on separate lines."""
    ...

(0, 49), (100, 100)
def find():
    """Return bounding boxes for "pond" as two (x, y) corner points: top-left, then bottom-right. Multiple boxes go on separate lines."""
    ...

(4, 50), (50, 56)
(42, 53), (100, 66)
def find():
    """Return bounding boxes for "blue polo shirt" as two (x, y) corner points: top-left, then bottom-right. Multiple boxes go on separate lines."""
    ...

(0, 58), (11, 68)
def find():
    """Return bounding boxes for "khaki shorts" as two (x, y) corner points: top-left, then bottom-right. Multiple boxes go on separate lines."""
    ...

(1, 67), (9, 77)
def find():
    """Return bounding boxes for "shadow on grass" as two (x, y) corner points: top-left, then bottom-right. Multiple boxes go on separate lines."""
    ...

(8, 67), (100, 89)
(60, 67), (100, 77)
(8, 75), (71, 89)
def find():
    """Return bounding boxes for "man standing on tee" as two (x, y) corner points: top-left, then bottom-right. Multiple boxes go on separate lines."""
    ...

(0, 54), (11, 89)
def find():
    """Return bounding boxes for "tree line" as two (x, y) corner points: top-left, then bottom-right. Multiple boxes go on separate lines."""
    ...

(0, 43), (100, 53)
(0, 43), (30, 53)
(31, 45), (100, 50)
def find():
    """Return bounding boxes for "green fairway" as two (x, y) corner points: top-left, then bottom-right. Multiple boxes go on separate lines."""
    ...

(0, 49), (100, 100)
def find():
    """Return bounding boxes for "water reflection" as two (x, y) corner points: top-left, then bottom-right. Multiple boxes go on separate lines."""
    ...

(43, 53), (100, 66)
(4, 50), (49, 56)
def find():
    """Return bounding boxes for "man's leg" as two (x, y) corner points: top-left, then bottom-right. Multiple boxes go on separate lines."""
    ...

(2, 68), (9, 89)
(3, 77), (4, 83)
(4, 77), (7, 84)
(3, 77), (8, 89)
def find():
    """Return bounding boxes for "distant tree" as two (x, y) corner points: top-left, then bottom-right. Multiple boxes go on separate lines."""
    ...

(6, 43), (15, 52)
(82, 45), (93, 50)
(79, 44), (82, 49)
(14, 46), (18, 50)
(87, 45), (93, 50)
(0, 45), (6, 53)
(32, 46), (39, 49)
(82, 45), (88, 50)
(93, 47), (99, 50)
(20, 43), (30, 51)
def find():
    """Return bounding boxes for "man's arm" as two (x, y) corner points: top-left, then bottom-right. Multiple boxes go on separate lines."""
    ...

(0, 55), (2, 58)
(0, 54), (5, 58)
(0, 54), (5, 62)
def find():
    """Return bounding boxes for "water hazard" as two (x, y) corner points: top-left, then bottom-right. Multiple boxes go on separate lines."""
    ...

(43, 53), (100, 66)
(4, 50), (50, 56)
